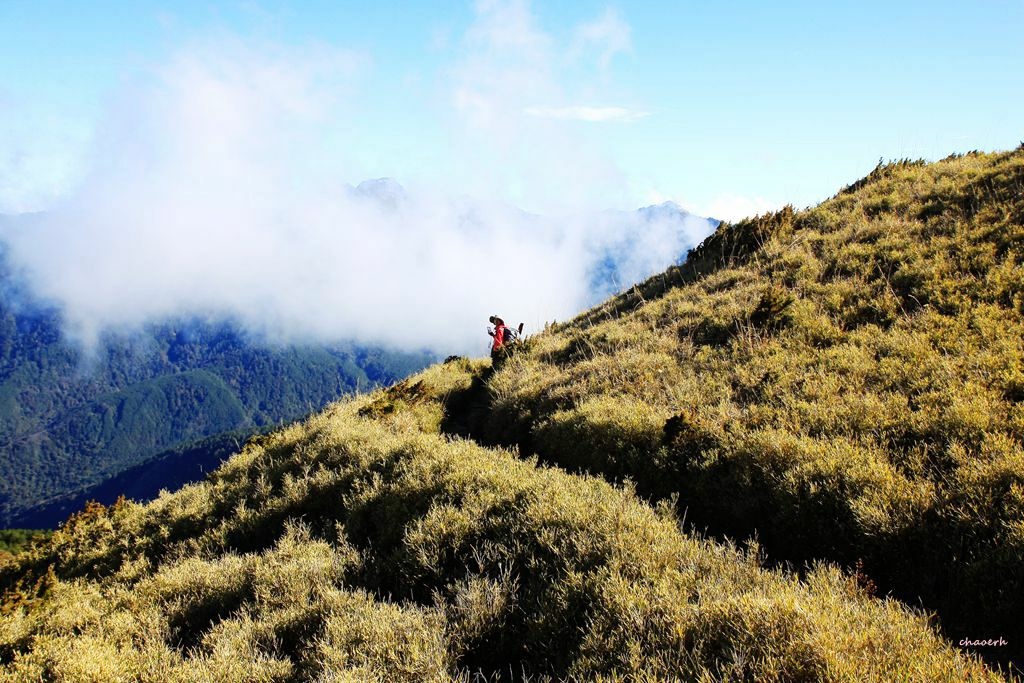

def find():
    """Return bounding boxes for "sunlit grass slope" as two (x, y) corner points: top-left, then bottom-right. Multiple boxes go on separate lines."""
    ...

(479, 148), (1024, 667)
(0, 359), (1006, 680)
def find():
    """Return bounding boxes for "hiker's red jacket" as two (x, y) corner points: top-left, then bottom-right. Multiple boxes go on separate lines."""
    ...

(491, 323), (506, 351)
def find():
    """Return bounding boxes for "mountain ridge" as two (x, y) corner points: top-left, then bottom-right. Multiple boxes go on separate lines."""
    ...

(1, 150), (1021, 680)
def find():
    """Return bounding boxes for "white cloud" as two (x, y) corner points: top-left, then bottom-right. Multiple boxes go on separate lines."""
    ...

(523, 105), (649, 122)
(571, 7), (632, 69)
(0, 6), (708, 358)
(0, 95), (92, 213)
(445, 0), (642, 211)
(467, 0), (552, 57)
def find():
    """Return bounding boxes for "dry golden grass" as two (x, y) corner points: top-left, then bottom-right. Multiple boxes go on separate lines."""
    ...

(0, 356), (1009, 680)
(471, 149), (1024, 672)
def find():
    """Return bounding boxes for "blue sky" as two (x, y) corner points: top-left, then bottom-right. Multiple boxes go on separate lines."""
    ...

(2, 0), (1022, 218)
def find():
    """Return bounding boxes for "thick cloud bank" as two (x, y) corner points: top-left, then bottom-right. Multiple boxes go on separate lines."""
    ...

(0, 6), (717, 355)
(1, 181), (714, 354)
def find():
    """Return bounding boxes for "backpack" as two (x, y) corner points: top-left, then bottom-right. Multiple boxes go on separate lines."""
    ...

(502, 322), (524, 345)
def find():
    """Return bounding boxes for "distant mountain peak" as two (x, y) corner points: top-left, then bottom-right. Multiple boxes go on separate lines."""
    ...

(647, 199), (686, 212)
(635, 200), (702, 223)
(352, 178), (407, 209)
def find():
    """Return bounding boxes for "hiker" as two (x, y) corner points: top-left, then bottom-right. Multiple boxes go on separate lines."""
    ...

(488, 315), (507, 361)
(488, 315), (523, 363)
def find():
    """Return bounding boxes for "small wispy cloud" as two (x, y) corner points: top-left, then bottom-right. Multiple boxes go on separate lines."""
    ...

(523, 105), (649, 123)
(447, 1), (640, 210)
(570, 7), (632, 69)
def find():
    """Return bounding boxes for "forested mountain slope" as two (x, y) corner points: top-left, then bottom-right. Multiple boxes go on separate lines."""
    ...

(0, 269), (433, 527)
(8, 428), (268, 529)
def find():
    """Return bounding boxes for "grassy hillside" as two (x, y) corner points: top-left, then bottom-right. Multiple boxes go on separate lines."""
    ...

(0, 360), (1006, 681)
(1, 149), (1020, 680)
(470, 148), (1024, 668)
